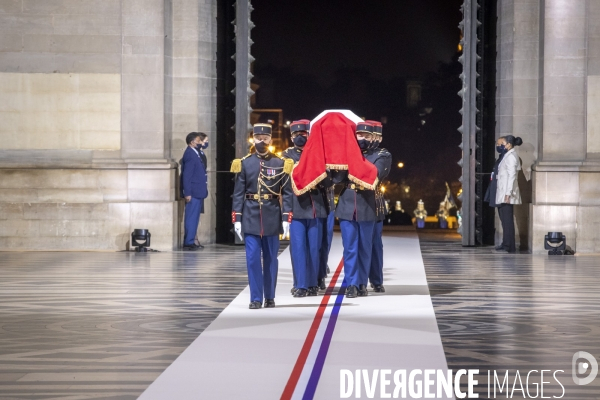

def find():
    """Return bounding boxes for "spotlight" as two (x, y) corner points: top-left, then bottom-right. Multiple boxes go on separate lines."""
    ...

(131, 229), (151, 252)
(544, 232), (566, 255)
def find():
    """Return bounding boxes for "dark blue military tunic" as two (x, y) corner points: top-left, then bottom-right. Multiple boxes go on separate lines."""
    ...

(333, 148), (391, 222)
(232, 152), (293, 236)
(282, 147), (332, 219)
(364, 147), (392, 221)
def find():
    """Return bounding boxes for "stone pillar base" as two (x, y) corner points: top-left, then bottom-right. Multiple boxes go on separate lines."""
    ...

(0, 162), (181, 251)
(530, 162), (600, 254)
(530, 204), (578, 254)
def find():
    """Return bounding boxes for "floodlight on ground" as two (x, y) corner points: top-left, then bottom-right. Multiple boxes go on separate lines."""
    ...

(131, 229), (151, 252)
(544, 232), (566, 255)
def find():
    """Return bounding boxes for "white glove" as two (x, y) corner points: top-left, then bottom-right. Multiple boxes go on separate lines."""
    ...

(234, 222), (243, 241)
(282, 221), (290, 239)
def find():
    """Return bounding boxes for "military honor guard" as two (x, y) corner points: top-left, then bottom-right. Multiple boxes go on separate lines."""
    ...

(332, 121), (381, 298)
(231, 123), (294, 309)
(282, 119), (332, 297)
(414, 200), (428, 228)
(364, 121), (392, 292)
(289, 110), (380, 298)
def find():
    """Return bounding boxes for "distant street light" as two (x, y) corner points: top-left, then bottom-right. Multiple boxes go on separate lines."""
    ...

(268, 145), (275, 153)
(397, 162), (404, 168)
(380, 186), (386, 194)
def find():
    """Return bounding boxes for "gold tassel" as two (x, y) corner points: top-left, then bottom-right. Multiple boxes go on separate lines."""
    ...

(283, 158), (294, 174)
(230, 159), (242, 173)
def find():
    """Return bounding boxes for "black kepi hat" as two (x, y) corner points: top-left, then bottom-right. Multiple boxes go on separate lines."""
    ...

(253, 123), (272, 135)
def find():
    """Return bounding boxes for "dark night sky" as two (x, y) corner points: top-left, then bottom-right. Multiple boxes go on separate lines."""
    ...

(252, 0), (463, 82)
(250, 0), (465, 213)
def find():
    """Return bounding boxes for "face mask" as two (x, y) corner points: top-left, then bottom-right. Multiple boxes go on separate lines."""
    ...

(496, 144), (506, 154)
(201, 142), (209, 149)
(254, 141), (268, 154)
(293, 135), (307, 147)
(358, 139), (370, 150)
(370, 140), (380, 150)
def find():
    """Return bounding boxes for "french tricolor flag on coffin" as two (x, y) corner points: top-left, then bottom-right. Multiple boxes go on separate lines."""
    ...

(290, 110), (379, 196)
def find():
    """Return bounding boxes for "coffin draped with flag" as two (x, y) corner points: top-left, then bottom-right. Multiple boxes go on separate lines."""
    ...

(290, 110), (379, 195)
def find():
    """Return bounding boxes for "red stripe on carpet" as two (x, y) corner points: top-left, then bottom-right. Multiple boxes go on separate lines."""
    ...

(280, 257), (345, 400)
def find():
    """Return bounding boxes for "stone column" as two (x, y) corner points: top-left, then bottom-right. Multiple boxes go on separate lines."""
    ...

(121, 0), (165, 160)
(495, 0), (540, 250)
(165, 0), (218, 245)
(540, 0), (587, 161)
(530, 0), (588, 253)
(577, 0), (600, 252)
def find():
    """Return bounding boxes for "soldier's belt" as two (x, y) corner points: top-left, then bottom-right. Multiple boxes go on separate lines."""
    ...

(245, 194), (279, 200)
(346, 183), (366, 191)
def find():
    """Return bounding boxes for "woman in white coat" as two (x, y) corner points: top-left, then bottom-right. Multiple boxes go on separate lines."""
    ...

(484, 135), (522, 252)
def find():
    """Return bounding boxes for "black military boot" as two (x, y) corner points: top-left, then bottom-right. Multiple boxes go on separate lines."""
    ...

(373, 285), (385, 293)
(264, 299), (275, 308)
(290, 287), (298, 295)
(345, 285), (358, 298)
(357, 284), (368, 297)
(294, 288), (308, 297)
(307, 286), (319, 296)
(318, 278), (326, 291)
(249, 301), (262, 309)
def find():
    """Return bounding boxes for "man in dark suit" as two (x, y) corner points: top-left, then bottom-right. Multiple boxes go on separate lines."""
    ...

(181, 132), (208, 251)
(193, 132), (209, 247)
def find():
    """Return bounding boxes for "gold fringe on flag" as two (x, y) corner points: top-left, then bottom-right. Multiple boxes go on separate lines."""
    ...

(348, 174), (378, 191)
(291, 170), (327, 196)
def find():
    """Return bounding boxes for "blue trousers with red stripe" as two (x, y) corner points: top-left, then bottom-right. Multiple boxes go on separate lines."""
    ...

(368, 220), (384, 286)
(244, 233), (279, 302)
(290, 218), (323, 290)
(340, 219), (374, 287)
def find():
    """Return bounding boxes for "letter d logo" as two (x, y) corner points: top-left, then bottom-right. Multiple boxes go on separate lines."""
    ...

(572, 351), (598, 385)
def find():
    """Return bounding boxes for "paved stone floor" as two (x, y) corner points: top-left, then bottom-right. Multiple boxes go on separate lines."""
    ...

(0, 247), (250, 400)
(420, 230), (600, 399)
(2, 235), (600, 399)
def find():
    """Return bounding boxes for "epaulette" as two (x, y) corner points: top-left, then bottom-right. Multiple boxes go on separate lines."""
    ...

(230, 153), (252, 173)
(283, 158), (294, 174)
